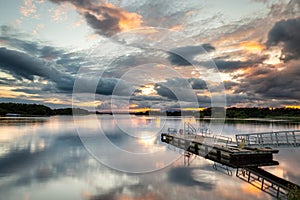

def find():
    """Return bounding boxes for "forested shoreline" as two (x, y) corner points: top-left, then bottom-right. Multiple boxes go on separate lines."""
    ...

(1, 103), (300, 119)
(0, 103), (89, 116)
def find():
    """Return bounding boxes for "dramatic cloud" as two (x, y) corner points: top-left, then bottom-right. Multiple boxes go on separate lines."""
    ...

(0, 29), (82, 74)
(122, 0), (202, 29)
(2, 0), (300, 108)
(168, 44), (215, 66)
(0, 46), (133, 96)
(0, 47), (64, 81)
(154, 77), (208, 103)
(214, 59), (260, 72)
(236, 60), (300, 102)
(266, 17), (300, 61)
(49, 0), (142, 36)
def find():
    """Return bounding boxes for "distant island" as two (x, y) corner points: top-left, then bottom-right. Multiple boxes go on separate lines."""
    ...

(0, 103), (300, 120)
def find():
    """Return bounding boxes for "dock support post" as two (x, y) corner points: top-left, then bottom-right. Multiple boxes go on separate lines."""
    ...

(292, 131), (297, 147)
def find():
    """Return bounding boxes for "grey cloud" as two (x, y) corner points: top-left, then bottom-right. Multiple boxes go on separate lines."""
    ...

(49, 0), (141, 36)
(97, 78), (133, 96)
(0, 29), (82, 74)
(0, 30), (64, 61)
(225, 94), (262, 107)
(0, 47), (76, 94)
(214, 58), (262, 72)
(84, 12), (120, 36)
(223, 81), (238, 90)
(266, 17), (300, 61)
(0, 47), (133, 96)
(236, 60), (300, 101)
(130, 95), (168, 102)
(188, 78), (207, 90)
(0, 76), (15, 85)
(154, 77), (193, 100)
(124, 0), (201, 28)
(168, 44), (215, 66)
(49, 0), (88, 7)
(154, 77), (209, 107)
(0, 47), (63, 81)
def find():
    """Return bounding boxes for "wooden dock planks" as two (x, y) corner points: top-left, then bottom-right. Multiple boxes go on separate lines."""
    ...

(161, 133), (279, 168)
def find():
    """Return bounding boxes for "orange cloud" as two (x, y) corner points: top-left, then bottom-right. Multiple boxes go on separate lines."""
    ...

(170, 24), (183, 31)
(239, 41), (265, 52)
(285, 105), (300, 109)
(182, 108), (206, 111)
(75, 2), (142, 35)
(102, 3), (142, 32)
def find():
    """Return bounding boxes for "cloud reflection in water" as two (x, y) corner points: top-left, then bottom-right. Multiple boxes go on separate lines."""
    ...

(0, 116), (299, 200)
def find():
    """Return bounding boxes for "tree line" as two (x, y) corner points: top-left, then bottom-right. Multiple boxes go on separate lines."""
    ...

(192, 107), (300, 118)
(0, 103), (89, 116)
(1, 103), (300, 118)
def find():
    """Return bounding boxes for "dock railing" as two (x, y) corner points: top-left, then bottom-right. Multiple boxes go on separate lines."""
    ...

(236, 130), (300, 147)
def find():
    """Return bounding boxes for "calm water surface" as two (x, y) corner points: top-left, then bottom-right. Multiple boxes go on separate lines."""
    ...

(0, 115), (299, 200)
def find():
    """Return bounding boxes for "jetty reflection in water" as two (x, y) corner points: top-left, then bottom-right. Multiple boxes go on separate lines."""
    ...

(0, 115), (299, 200)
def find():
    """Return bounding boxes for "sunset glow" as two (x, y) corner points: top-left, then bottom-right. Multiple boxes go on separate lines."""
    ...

(104, 3), (143, 32)
(239, 41), (265, 52)
(0, 0), (299, 109)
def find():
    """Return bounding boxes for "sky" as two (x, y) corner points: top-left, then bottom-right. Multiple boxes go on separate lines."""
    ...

(0, 0), (299, 110)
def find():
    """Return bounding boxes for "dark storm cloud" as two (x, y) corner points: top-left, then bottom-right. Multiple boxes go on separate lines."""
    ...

(168, 44), (215, 66)
(223, 81), (238, 90)
(187, 78), (207, 90)
(0, 47), (77, 94)
(0, 27), (64, 60)
(153, 78), (211, 107)
(154, 77), (207, 101)
(154, 84), (176, 100)
(0, 29), (82, 74)
(214, 59), (252, 71)
(97, 78), (132, 96)
(168, 44), (264, 71)
(0, 47), (132, 96)
(225, 94), (262, 107)
(236, 60), (300, 101)
(266, 17), (300, 61)
(0, 47), (63, 81)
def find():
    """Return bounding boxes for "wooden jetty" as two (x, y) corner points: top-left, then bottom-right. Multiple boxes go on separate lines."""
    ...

(161, 133), (279, 168)
(161, 125), (300, 199)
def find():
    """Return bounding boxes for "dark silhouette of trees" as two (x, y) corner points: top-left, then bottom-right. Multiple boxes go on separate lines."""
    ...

(0, 103), (89, 116)
(0, 102), (299, 118)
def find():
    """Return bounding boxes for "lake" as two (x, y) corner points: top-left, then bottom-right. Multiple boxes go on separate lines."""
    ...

(0, 115), (299, 200)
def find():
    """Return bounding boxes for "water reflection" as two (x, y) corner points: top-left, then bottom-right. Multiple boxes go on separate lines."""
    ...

(0, 116), (299, 200)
